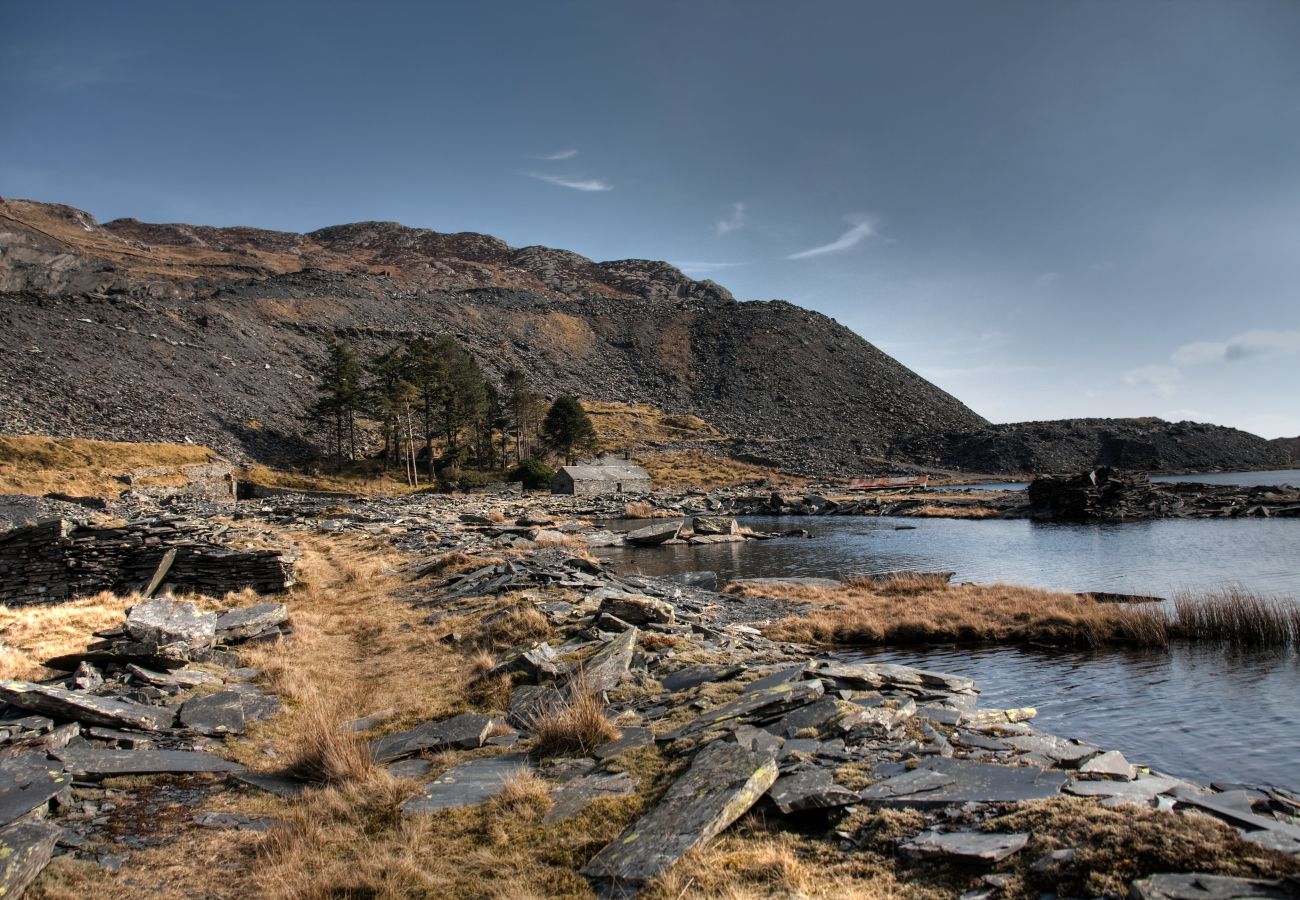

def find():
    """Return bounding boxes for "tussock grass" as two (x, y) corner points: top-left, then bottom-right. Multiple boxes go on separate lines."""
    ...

(528, 678), (621, 757)
(906, 503), (999, 519)
(751, 577), (1298, 651)
(473, 606), (554, 651)
(0, 434), (216, 497)
(421, 551), (503, 576)
(623, 500), (661, 519)
(283, 690), (376, 786)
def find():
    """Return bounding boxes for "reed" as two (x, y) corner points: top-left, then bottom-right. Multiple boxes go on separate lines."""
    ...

(1167, 587), (1299, 649)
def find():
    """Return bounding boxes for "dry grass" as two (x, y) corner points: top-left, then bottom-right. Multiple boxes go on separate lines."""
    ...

(980, 798), (1300, 899)
(622, 500), (661, 519)
(283, 690), (376, 786)
(639, 449), (798, 490)
(905, 503), (999, 519)
(237, 463), (425, 497)
(420, 551), (503, 576)
(752, 577), (1299, 651)
(0, 434), (216, 497)
(472, 605), (555, 651)
(0, 591), (138, 680)
(529, 680), (621, 757)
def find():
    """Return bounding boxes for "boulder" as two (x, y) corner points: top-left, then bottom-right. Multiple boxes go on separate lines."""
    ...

(125, 598), (218, 649)
(625, 521), (682, 545)
(597, 594), (675, 626)
(692, 516), (740, 536)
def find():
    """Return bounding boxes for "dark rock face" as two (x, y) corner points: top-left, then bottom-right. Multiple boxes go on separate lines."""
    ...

(1027, 468), (1300, 521)
(0, 199), (986, 475)
(900, 418), (1287, 475)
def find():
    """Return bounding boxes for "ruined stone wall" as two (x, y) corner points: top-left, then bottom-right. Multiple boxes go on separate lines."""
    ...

(0, 517), (295, 606)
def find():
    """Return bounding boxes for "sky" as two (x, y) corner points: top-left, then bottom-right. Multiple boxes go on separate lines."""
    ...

(4, 1), (1299, 438)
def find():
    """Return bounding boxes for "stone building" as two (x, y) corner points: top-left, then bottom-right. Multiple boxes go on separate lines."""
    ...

(551, 458), (652, 496)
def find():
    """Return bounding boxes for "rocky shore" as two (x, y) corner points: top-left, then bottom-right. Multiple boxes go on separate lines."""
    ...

(1, 487), (1298, 896)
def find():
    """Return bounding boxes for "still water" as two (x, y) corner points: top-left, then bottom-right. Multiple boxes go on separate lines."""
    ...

(935, 467), (1300, 493)
(596, 513), (1300, 788)
(599, 515), (1300, 598)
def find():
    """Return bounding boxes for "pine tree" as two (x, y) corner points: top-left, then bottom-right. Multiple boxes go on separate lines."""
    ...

(542, 395), (597, 465)
(305, 338), (363, 465)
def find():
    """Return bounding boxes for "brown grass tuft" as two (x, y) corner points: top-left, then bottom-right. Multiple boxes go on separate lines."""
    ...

(623, 501), (661, 519)
(284, 690), (377, 785)
(474, 606), (554, 651)
(528, 680), (621, 758)
(1169, 587), (1299, 648)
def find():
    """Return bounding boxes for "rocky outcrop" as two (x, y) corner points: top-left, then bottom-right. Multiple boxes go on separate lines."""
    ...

(1027, 468), (1300, 521)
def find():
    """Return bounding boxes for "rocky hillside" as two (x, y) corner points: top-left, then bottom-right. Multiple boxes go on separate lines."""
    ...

(1272, 437), (1300, 464)
(0, 199), (986, 475)
(897, 418), (1288, 475)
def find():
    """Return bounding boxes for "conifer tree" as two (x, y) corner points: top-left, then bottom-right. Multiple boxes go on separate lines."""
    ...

(305, 338), (363, 464)
(542, 395), (597, 465)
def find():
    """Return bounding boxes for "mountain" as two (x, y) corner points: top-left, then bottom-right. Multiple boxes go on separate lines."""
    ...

(1272, 437), (1300, 464)
(0, 198), (986, 475)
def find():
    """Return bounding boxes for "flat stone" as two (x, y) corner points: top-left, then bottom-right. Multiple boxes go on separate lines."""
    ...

(343, 708), (397, 733)
(859, 758), (1067, 807)
(773, 698), (857, 738)
(673, 679), (826, 737)
(0, 680), (167, 732)
(0, 752), (71, 827)
(193, 811), (274, 831)
(508, 685), (564, 730)
(660, 664), (744, 693)
(180, 687), (280, 736)
(581, 739), (779, 891)
(126, 663), (222, 689)
(842, 698), (917, 737)
(387, 759), (434, 779)
(369, 712), (495, 763)
(1064, 773), (1181, 804)
(1131, 874), (1297, 900)
(53, 746), (244, 776)
(544, 771), (638, 823)
(598, 594), (675, 626)
(769, 768), (858, 814)
(625, 522), (683, 545)
(687, 534), (747, 545)
(126, 598), (218, 649)
(962, 708), (1038, 730)
(1168, 786), (1300, 842)
(900, 830), (1030, 863)
(594, 726), (654, 760)
(575, 627), (639, 696)
(1003, 733), (1100, 767)
(0, 822), (61, 899)
(214, 603), (288, 642)
(814, 661), (976, 695)
(230, 771), (308, 797)
(1078, 749), (1137, 780)
(401, 753), (533, 815)
(742, 663), (813, 694)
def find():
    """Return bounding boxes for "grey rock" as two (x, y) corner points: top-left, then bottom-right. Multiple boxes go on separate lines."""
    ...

(387, 759), (433, 779)
(814, 660), (976, 695)
(125, 598), (218, 648)
(126, 663), (222, 689)
(194, 811), (274, 831)
(1065, 773), (1181, 805)
(594, 726), (654, 760)
(0, 752), (71, 827)
(0, 822), (61, 899)
(230, 771), (308, 797)
(180, 687), (280, 736)
(508, 685), (564, 730)
(859, 758), (1067, 807)
(769, 768), (858, 814)
(581, 739), (779, 891)
(598, 594), (675, 626)
(575, 627), (639, 696)
(625, 522), (682, 545)
(1003, 733), (1100, 768)
(1168, 786), (1300, 843)
(1130, 874), (1298, 900)
(544, 771), (638, 823)
(1078, 749), (1137, 780)
(900, 830), (1029, 863)
(692, 516), (740, 535)
(214, 602), (288, 642)
(0, 679), (167, 731)
(742, 663), (813, 694)
(401, 753), (533, 815)
(660, 664), (744, 693)
(53, 746), (244, 776)
(773, 698), (854, 738)
(369, 712), (494, 763)
(673, 679), (826, 737)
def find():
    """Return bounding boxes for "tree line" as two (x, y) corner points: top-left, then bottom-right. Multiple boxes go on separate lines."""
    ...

(304, 336), (596, 485)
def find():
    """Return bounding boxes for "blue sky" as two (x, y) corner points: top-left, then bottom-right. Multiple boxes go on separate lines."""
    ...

(4, 1), (1299, 438)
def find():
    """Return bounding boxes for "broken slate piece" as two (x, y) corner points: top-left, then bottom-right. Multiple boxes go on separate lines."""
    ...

(768, 768), (858, 814)
(194, 811), (274, 832)
(126, 598), (218, 649)
(213, 603), (289, 642)
(1130, 874), (1297, 900)
(597, 594), (675, 626)
(573, 627), (638, 696)
(900, 830), (1029, 863)
(0, 822), (61, 899)
(0, 752), (71, 827)
(53, 746), (244, 776)
(660, 664), (744, 693)
(593, 726), (653, 760)
(543, 771), (638, 824)
(387, 759), (433, 780)
(508, 685), (564, 730)
(742, 663), (812, 694)
(0, 680), (167, 732)
(581, 739), (779, 891)
(1003, 733), (1100, 768)
(179, 687), (280, 736)
(673, 678), (825, 737)
(401, 753), (532, 815)
(859, 758), (1067, 807)
(625, 521), (683, 545)
(126, 663), (222, 689)
(1078, 749), (1137, 780)
(1064, 773), (1181, 805)
(369, 712), (494, 763)
(230, 771), (308, 798)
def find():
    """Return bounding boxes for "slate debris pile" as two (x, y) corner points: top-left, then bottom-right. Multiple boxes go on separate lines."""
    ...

(1028, 468), (1300, 521)
(0, 597), (288, 885)
(0, 516), (297, 606)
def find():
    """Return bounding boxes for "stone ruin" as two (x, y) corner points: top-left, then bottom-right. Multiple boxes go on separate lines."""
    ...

(0, 516), (296, 606)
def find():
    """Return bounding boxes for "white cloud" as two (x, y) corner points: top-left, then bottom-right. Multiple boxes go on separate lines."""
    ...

(1123, 364), (1181, 398)
(715, 202), (746, 236)
(538, 148), (578, 161)
(1036, 271), (1059, 287)
(522, 171), (612, 192)
(787, 214), (875, 260)
(1171, 329), (1300, 365)
(670, 260), (748, 275)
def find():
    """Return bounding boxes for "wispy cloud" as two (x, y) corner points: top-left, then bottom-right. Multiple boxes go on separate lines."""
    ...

(787, 214), (875, 260)
(1123, 364), (1181, 398)
(1171, 329), (1300, 366)
(537, 148), (578, 161)
(1036, 271), (1059, 287)
(522, 171), (612, 192)
(670, 260), (748, 275)
(715, 202), (746, 236)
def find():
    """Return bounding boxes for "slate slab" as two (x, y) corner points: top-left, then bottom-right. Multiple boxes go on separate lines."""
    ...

(598, 594), (674, 626)
(859, 758), (1067, 807)
(53, 746), (245, 776)
(401, 753), (532, 815)
(0, 680), (167, 732)
(230, 771), (308, 798)
(508, 685), (563, 731)
(1064, 773), (1181, 805)
(660, 665), (744, 693)
(126, 598), (218, 649)
(1130, 874), (1298, 900)
(369, 712), (494, 763)
(0, 822), (61, 899)
(1078, 749), (1137, 780)
(214, 603), (289, 642)
(126, 664), (222, 689)
(814, 661), (976, 695)
(575, 627), (639, 696)
(672, 679), (825, 737)
(900, 830), (1030, 863)
(1168, 786), (1300, 843)
(0, 752), (70, 828)
(768, 768), (858, 814)
(581, 740), (779, 891)
(180, 687), (280, 736)
(1003, 733), (1100, 768)
(593, 726), (654, 760)
(544, 771), (638, 823)
(625, 522), (682, 545)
